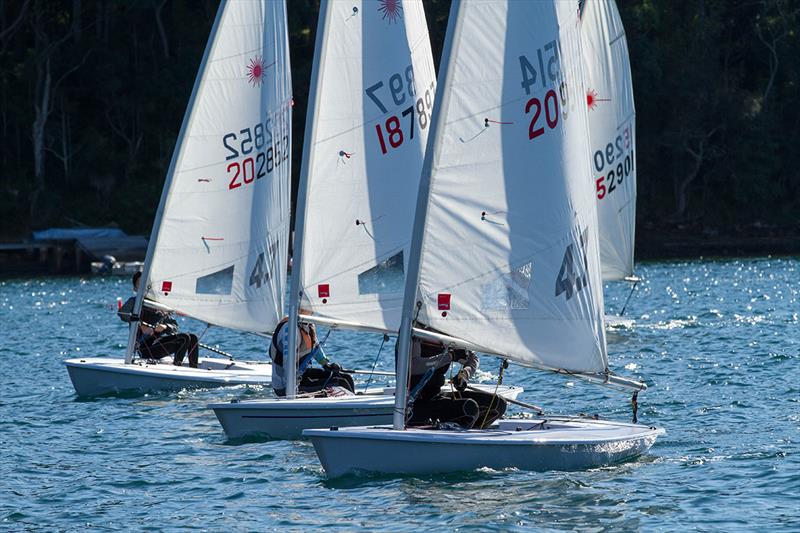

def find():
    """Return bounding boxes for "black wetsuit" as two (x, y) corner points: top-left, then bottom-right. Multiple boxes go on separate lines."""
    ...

(401, 339), (506, 429)
(118, 297), (198, 367)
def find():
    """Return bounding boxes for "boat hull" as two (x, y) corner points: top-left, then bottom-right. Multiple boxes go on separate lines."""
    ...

(209, 384), (523, 440)
(64, 357), (271, 397)
(212, 395), (396, 440)
(605, 314), (635, 329)
(304, 418), (663, 477)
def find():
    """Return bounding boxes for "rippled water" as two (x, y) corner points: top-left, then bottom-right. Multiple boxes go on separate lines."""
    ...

(2, 258), (798, 531)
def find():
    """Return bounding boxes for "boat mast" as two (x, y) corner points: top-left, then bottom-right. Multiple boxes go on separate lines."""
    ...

(392, 0), (465, 430)
(285, 0), (332, 399)
(124, 0), (228, 364)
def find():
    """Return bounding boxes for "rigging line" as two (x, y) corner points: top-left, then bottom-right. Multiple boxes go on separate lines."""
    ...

(442, 346), (459, 399)
(458, 125), (487, 144)
(337, 150), (355, 166)
(480, 358), (506, 429)
(317, 327), (332, 347)
(609, 30), (627, 46)
(458, 114), (517, 144)
(618, 278), (639, 317)
(355, 215), (386, 240)
(363, 334), (389, 393)
(484, 118), (514, 125)
(355, 219), (375, 240)
(480, 211), (506, 226)
(192, 322), (217, 363)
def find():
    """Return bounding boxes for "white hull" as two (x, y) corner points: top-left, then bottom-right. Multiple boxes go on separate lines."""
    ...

(90, 261), (144, 275)
(64, 357), (271, 397)
(304, 417), (663, 477)
(209, 384), (523, 440)
(605, 314), (635, 329)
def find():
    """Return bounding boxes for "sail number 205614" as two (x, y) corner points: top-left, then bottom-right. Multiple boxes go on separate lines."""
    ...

(519, 40), (569, 142)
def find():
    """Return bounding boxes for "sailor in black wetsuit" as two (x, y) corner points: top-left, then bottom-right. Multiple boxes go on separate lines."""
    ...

(402, 337), (506, 429)
(118, 271), (199, 368)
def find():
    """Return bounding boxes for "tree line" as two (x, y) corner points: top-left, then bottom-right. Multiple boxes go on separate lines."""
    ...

(1, 0), (797, 251)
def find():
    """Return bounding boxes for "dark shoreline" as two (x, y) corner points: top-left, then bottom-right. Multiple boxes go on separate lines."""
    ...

(2, 232), (798, 279)
(635, 227), (800, 261)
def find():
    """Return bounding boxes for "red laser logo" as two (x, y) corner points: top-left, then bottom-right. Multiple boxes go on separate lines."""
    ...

(378, 0), (402, 23)
(247, 57), (264, 87)
(586, 89), (611, 111)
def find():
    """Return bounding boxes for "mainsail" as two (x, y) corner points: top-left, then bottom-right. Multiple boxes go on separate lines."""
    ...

(295, 0), (437, 332)
(405, 0), (608, 374)
(581, 0), (637, 281)
(143, 0), (292, 334)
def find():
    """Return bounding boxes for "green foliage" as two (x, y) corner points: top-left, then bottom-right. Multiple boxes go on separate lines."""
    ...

(0, 0), (797, 242)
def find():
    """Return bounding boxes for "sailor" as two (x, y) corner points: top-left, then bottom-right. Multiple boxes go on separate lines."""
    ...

(269, 315), (355, 397)
(118, 271), (199, 368)
(402, 337), (506, 429)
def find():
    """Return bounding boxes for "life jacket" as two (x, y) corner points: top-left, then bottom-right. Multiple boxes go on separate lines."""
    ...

(269, 317), (314, 368)
(270, 317), (316, 396)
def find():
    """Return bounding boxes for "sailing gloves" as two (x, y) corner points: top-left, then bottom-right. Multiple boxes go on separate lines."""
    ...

(453, 368), (470, 391)
(324, 362), (342, 374)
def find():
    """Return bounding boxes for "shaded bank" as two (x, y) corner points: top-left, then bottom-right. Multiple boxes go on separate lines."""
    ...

(1, 1), (798, 254)
(636, 224), (800, 260)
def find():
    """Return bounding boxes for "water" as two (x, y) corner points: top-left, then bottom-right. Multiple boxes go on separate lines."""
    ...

(1, 258), (798, 531)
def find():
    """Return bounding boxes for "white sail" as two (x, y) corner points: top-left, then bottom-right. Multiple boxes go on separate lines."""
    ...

(581, 0), (636, 281)
(410, 0), (607, 374)
(144, 0), (292, 333)
(295, 0), (437, 332)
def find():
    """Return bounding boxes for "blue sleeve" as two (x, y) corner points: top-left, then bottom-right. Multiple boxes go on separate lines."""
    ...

(310, 344), (329, 365)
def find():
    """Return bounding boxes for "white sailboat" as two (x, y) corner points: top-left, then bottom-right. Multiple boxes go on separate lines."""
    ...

(581, 0), (639, 328)
(304, 0), (663, 477)
(65, 0), (293, 397)
(209, 0), (521, 440)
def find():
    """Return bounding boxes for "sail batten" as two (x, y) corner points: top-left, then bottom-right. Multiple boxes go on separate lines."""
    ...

(143, 0), (292, 334)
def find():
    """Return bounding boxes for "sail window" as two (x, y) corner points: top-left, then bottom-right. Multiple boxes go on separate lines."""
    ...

(195, 265), (234, 295)
(358, 251), (404, 295)
(481, 261), (532, 310)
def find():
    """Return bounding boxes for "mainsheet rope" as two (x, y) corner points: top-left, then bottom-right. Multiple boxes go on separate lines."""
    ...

(363, 334), (389, 393)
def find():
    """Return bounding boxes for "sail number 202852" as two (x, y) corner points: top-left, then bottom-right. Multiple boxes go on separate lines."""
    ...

(222, 111), (290, 190)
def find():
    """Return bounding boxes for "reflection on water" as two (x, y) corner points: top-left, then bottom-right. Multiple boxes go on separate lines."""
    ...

(1, 257), (798, 531)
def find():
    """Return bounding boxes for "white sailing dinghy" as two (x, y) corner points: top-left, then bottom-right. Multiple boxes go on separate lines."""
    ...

(305, 0), (663, 477)
(65, 0), (293, 397)
(581, 0), (639, 328)
(209, 0), (521, 440)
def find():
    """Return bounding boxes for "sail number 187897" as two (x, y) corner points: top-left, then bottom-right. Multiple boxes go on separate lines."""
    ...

(366, 65), (435, 156)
